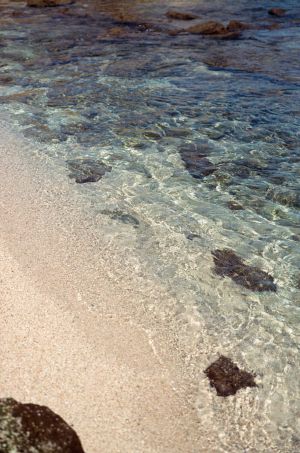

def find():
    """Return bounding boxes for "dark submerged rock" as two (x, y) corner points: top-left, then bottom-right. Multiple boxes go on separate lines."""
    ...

(180, 147), (215, 179)
(266, 188), (300, 209)
(166, 10), (198, 21)
(27, 0), (74, 6)
(268, 8), (286, 17)
(212, 248), (277, 292)
(187, 21), (241, 39)
(226, 20), (251, 32)
(204, 356), (257, 397)
(186, 233), (201, 241)
(227, 200), (244, 211)
(101, 210), (140, 228)
(67, 158), (112, 184)
(0, 398), (85, 453)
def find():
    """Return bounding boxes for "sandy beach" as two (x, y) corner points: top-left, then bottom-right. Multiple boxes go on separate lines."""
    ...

(0, 124), (215, 452)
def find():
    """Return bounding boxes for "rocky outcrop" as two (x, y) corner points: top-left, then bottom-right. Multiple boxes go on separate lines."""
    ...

(67, 158), (112, 184)
(27, 0), (74, 7)
(204, 356), (257, 397)
(0, 398), (85, 453)
(212, 248), (277, 292)
(166, 10), (198, 21)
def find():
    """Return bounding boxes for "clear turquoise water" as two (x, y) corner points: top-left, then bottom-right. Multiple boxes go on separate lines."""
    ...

(0, 0), (300, 450)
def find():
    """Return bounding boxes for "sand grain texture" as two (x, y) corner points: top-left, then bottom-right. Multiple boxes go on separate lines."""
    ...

(0, 125), (210, 452)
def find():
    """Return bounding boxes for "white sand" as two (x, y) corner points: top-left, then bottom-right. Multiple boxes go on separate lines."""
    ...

(0, 125), (216, 452)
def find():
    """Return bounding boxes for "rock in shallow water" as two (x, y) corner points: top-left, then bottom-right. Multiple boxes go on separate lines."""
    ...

(27, 0), (74, 6)
(0, 398), (85, 453)
(227, 200), (244, 211)
(166, 10), (198, 21)
(212, 248), (277, 292)
(187, 21), (241, 39)
(101, 210), (140, 228)
(204, 356), (257, 397)
(67, 158), (112, 184)
(179, 144), (215, 179)
(268, 8), (286, 17)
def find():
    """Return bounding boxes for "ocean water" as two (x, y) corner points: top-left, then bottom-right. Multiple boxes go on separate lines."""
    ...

(0, 0), (299, 450)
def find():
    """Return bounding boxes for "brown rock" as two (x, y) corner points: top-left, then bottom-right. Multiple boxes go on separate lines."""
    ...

(188, 21), (225, 34)
(204, 356), (257, 397)
(0, 398), (85, 452)
(212, 248), (277, 292)
(166, 10), (198, 21)
(268, 8), (286, 17)
(187, 21), (241, 39)
(98, 26), (130, 39)
(27, 0), (74, 7)
(226, 20), (251, 31)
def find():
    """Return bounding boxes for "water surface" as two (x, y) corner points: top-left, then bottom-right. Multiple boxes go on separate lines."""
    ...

(0, 1), (299, 450)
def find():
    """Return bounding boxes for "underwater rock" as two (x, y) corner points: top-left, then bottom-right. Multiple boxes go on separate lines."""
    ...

(268, 8), (286, 17)
(99, 27), (131, 39)
(180, 147), (215, 179)
(27, 0), (74, 6)
(187, 21), (241, 39)
(0, 398), (85, 453)
(164, 127), (191, 138)
(67, 158), (112, 184)
(212, 248), (277, 292)
(266, 188), (300, 209)
(144, 131), (162, 140)
(166, 10), (198, 21)
(186, 233), (201, 241)
(213, 162), (251, 185)
(290, 235), (300, 242)
(226, 20), (251, 32)
(204, 356), (257, 397)
(101, 210), (140, 228)
(227, 200), (244, 211)
(0, 75), (14, 84)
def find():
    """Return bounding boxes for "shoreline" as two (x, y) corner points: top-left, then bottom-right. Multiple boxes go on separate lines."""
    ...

(0, 124), (212, 452)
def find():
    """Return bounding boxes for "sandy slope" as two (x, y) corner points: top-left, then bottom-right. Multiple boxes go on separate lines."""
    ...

(0, 126), (214, 452)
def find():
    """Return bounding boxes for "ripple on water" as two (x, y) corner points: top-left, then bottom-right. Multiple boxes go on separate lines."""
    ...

(0, 0), (300, 450)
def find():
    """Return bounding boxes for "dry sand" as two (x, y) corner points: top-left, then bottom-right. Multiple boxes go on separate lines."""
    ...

(0, 125), (216, 452)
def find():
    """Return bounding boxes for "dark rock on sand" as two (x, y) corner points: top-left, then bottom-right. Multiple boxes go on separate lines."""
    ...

(67, 158), (112, 184)
(27, 0), (74, 6)
(180, 147), (215, 179)
(0, 398), (85, 453)
(227, 200), (244, 211)
(166, 10), (198, 21)
(187, 21), (241, 39)
(212, 248), (277, 292)
(204, 356), (257, 397)
(268, 8), (286, 17)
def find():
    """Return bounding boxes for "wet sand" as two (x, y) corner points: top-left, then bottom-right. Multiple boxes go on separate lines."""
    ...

(0, 124), (215, 452)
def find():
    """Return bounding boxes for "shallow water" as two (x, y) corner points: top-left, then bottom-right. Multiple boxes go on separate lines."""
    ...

(0, 0), (299, 451)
